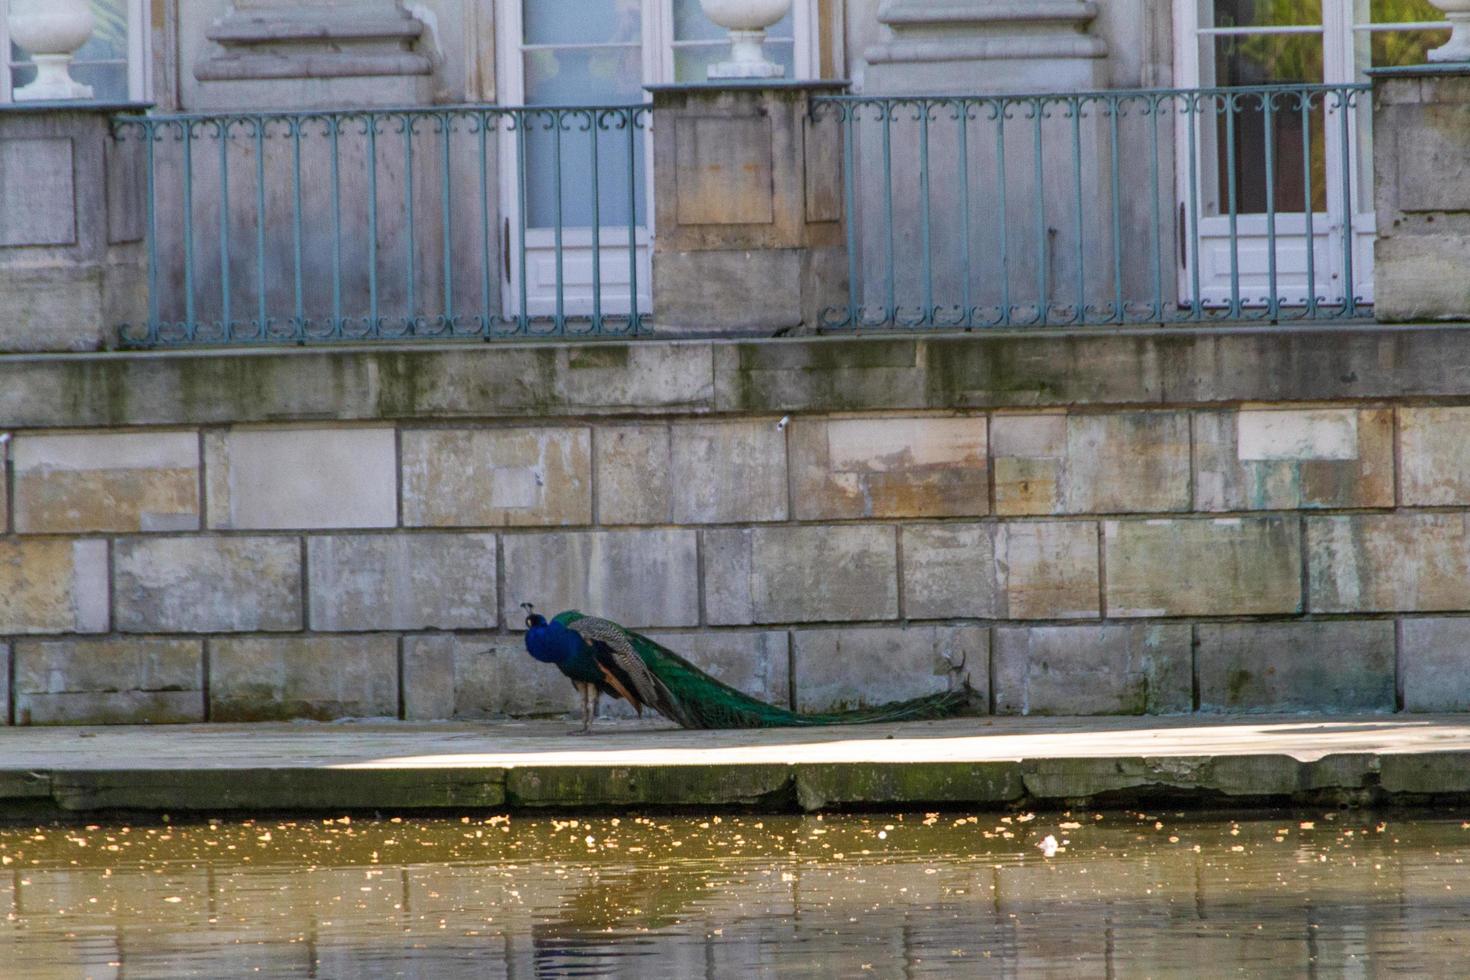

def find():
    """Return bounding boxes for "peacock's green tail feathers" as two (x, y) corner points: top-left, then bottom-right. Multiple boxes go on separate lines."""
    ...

(554, 610), (980, 729)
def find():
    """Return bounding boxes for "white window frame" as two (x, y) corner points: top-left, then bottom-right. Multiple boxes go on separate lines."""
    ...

(1, 0), (150, 104)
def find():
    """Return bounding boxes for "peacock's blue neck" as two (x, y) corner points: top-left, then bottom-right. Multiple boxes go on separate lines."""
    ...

(525, 619), (581, 666)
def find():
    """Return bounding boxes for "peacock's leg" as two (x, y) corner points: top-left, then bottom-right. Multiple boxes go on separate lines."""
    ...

(571, 683), (594, 736)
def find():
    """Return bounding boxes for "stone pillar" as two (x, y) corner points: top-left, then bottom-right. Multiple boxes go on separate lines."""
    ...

(0, 105), (148, 352)
(648, 81), (849, 335)
(1371, 64), (1470, 322)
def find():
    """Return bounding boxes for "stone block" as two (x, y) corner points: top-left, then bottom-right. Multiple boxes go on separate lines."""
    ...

(13, 638), (204, 725)
(1374, 234), (1470, 322)
(210, 635), (399, 722)
(599, 421), (788, 525)
(599, 630), (791, 719)
(1401, 407), (1470, 505)
(790, 416), (988, 520)
(0, 137), (75, 246)
(993, 625), (1191, 715)
(992, 412), (1190, 515)
(595, 426), (673, 525)
(1105, 518), (1302, 618)
(1194, 408), (1394, 511)
(114, 537), (302, 633)
(705, 525), (898, 625)
(669, 421), (788, 524)
(1401, 618), (1470, 712)
(402, 427), (591, 528)
(403, 634), (578, 721)
(902, 522), (1099, 620)
(0, 539), (108, 635)
(502, 530), (699, 629)
(1195, 622), (1395, 713)
(792, 626), (987, 713)
(307, 533), (497, 631)
(13, 430), (200, 533)
(205, 426), (396, 530)
(1309, 514), (1470, 613)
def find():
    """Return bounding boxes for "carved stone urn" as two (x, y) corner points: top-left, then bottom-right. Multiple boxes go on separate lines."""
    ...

(1428, 0), (1470, 62)
(698, 0), (793, 79)
(8, 0), (97, 101)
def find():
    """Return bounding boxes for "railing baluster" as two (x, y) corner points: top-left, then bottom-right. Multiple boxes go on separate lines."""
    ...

(589, 109), (602, 334)
(217, 120), (231, 340)
(478, 110), (492, 338)
(1186, 93), (1203, 320)
(1264, 92), (1278, 320)
(881, 103), (896, 325)
(553, 109), (565, 335)
(1302, 91), (1318, 318)
(627, 108), (640, 332)
(956, 100), (972, 328)
(291, 118), (304, 339)
(1071, 95), (1086, 325)
(367, 114), (379, 336)
(1148, 94), (1164, 322)
(996, 100), (1010, 326)
(1108, 95), (1124, 324)
(405, 114), (417, 331)
(144, 120), (159, 343)
(841, 102), (859, 328)
(1033, 98), (1047, 325)
(517, 109), (530, 335)
(181, 120), (196, 339)
(440, 111), (454, 332)
(254, 117), (268, 339)
(330, 115), (342, 337)
(918, 100), (933, 326)
(1225, 93), (1241, 319)
(1339, 87), (1358, 318)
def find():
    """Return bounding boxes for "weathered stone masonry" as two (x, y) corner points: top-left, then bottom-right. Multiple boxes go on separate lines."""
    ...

(5, 326), (1470, 725)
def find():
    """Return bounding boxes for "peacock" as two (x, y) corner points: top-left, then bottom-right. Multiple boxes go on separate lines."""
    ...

(521, 604), (979, 732)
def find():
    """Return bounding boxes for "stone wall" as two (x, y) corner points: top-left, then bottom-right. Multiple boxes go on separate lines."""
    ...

(5, 326), (1470, 725)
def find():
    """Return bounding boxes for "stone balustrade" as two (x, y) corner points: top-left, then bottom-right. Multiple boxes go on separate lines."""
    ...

(5, 328), (1470, 726)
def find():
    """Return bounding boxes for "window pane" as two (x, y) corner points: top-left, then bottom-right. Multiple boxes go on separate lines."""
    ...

(523, 0), (641, 46)
(71, 62), (128, 101)
(1368, 0), (1447, 23)
(524, 47), (644, 105)
(674, 41), (795, 82)
(86, 0), (129, 60)
(1367, 27), (1453, 66)
(1207, 32), (1324, 86)
(672, 0), (793, 42)
(1202, 0), (1322, 29)
(1202, 33), (1327, 216)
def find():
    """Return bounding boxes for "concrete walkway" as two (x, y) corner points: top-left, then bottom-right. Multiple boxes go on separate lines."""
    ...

(6, 714), (1470, 817)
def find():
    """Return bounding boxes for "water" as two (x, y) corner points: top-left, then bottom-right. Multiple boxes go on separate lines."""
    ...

(4, 809), (1470, 977)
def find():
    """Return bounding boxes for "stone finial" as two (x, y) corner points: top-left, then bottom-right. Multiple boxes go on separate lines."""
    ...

(1427, 1), (1470, 63)
(699, 0), (794, 79)
(7, 0), (96, 102)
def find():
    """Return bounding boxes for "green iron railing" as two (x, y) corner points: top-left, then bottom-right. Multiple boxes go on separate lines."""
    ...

(811, 83), (1374, 329)
(111, 105), (650, 346)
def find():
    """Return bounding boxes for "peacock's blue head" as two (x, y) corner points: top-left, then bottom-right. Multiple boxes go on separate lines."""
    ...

(522, 603), (576, 665)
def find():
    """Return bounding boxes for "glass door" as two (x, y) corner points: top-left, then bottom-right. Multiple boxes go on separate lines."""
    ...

(497, 0), (814, 321)
(1174, 0), (1449, 312)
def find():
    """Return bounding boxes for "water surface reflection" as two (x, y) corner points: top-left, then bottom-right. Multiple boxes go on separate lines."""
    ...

(4, 810), (1470, 976)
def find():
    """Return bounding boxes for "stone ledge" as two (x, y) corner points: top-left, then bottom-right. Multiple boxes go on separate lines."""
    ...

(6, 325), (1470, 429)
(6, 715), (1470, 817)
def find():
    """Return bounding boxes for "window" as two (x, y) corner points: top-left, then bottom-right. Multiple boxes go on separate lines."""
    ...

(1, 0), (147, 103)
